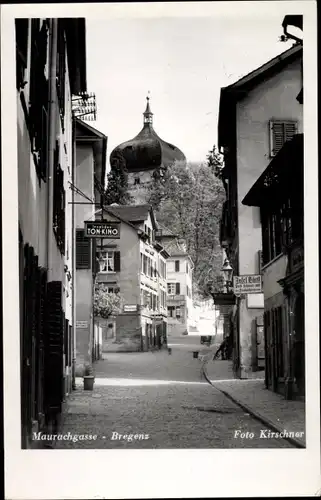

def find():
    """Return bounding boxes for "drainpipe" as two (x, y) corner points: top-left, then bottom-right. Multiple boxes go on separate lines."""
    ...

(71, 116), (76, 389)
(47, 19), (58, 282)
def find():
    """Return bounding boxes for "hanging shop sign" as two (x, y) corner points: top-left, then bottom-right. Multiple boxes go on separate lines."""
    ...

(124, 304), (138, 312)
(233, 275), (262, 294)
(76, 321), (88, 329)
(84, 220), (120, 238)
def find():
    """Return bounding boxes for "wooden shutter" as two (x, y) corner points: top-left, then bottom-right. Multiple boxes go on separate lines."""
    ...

(44, 281), (63, 413)
(270, 120), (298, 157)
(175, 260), (180, 272)
(76, 229), (91, 269)
(176, 282), (180, 295)
(114, 251), (121, 272)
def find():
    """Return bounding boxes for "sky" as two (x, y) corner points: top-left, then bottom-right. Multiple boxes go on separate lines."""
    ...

(85, 8), (298, 167)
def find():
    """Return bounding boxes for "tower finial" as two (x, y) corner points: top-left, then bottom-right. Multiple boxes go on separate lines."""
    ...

(143, 91), (153, 125)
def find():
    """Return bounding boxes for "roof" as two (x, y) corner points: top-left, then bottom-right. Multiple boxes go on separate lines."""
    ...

(110, 98), (186, 172)
(218, 44), (302, 149)
(75, 118), (107, 189)
(105, 204), (158, 230)
(156, 223), (178, 239)
(242, 134), (303, 207)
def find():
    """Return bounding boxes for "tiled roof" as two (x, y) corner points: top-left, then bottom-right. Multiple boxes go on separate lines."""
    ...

(105, 204), (157, 228)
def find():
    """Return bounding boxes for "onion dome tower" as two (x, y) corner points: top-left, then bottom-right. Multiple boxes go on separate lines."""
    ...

(109, 95), (186, 204)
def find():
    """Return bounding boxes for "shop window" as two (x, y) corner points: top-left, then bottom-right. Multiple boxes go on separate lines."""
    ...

(168, 306), (175, 317)
(176, 306), (181, 319)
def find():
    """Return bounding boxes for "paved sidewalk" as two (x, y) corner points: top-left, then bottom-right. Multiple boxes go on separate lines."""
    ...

(204, 360), (305, 448)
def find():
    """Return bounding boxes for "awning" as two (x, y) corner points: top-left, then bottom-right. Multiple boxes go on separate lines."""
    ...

(242, 134), (303, 207)
(211, 293), (236, 306)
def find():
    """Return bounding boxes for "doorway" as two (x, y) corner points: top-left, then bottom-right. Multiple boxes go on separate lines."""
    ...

(293, 291), (305, 396)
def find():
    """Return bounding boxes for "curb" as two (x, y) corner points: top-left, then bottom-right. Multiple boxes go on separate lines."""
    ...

(202, 362), (305, 449)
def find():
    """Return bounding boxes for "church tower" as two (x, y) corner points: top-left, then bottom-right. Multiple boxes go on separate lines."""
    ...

(109, 96), (186, 204)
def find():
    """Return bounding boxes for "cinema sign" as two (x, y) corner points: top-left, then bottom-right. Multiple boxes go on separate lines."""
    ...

(84, 220), (120, 238)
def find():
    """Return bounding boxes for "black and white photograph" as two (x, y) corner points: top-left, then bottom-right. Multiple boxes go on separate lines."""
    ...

(2, 1), (320, 498)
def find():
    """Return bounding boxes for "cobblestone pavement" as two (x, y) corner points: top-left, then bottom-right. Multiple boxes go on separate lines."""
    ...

(55, 336), (293, 449)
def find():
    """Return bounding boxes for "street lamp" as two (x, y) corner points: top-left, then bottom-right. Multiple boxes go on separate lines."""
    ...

(221, 259), (233, 293)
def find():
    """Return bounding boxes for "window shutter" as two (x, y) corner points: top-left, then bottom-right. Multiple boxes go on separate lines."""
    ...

(76, 229), (91, 269)
(114, 251), (121, 272)
(270, 120), (298, 157)
(44, 281), (63, 412)
(176, 282), (180, 295)
(175, 260), (180, 272)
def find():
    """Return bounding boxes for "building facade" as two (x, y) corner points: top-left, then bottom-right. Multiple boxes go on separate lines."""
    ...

(243, 133), (304, 400)
(16, 18), (86, 447)
(155, 226), (193, 336)
(95, 205), (169, 352)
(218, 43), (303, 378)
(74, 118), (107, 375)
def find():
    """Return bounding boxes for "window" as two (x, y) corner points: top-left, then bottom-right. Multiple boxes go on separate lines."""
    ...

(134, 177), (140, 185)
(53, 141), (65, 254)
(76, 229), (91, 269)
(167, 283), (176, 295)
(15, 19), (29, 90)
(56, 20), (66, 131)
(107, 286), (119, 294)
(97, 250), (120, 272)
(175, 306), (181, 319)
(269, 120), (298, 157)
(175, 260), (180, 272)
(261, 206), (284, 265)
(175, 282), (181, 295)
(186, 262), (189, 274)
(28, 19), (49, 181)
(168, 306), (175, 317)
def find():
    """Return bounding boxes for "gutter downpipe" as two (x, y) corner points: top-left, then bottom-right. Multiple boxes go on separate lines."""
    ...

(47, 19), (57, 282)
(46, 19), (57, 433)
(71, 116), (77, 389)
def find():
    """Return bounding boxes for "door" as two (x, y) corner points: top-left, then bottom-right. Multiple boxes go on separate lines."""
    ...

(256, 315), (265, 369)
(293, 292), (305, 396)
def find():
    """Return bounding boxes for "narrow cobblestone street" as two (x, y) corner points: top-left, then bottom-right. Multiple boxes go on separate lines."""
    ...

(56, 335), (293, 449)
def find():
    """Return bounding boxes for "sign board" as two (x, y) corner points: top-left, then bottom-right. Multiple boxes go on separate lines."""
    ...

(76, 321), (88, 329)
(233, 275), (262, 294)
(247, 293), (264, 309)
(124, 305), (137, 312)
(84, 220), (120, 238)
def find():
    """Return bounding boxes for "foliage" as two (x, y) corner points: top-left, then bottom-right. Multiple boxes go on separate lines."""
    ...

(147, 159), (226, 296)
(104, 151), (133, 205)
(93, 284), (124, 319)
(83, 363), (94, 376)
(207, 145), (224, 180)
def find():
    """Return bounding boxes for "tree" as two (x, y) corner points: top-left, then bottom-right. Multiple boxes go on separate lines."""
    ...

(207, 145), (224, 180)
(104, 150), (133, 205)
(93, 284), (124, 320)
(147, 160), (226, 296)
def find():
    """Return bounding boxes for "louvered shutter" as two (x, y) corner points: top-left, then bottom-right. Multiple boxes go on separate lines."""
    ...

(76, 229), (91, 269)
(114, 251), (121, 272)
(270, 121), (298, 157)
(44, 281), (63, 413)
(176, 282), (180, 295)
